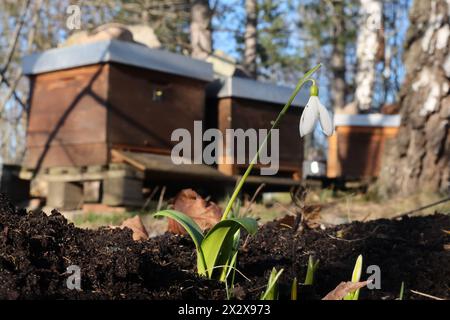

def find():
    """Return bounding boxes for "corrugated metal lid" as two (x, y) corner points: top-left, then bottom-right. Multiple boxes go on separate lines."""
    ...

(22, 39), (213, 82)
(334, 114), (401, 127)
(207, 77), (309, 107)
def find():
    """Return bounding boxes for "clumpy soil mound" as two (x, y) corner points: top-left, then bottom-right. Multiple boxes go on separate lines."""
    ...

(0, 194), (225, 300)
(239, 215), (449, 300)
(0, 193), (448, 300)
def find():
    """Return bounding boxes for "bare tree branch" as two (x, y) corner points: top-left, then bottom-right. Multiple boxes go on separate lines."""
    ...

(0, 0), (31, 76)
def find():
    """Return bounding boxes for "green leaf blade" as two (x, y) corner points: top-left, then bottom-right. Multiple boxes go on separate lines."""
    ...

(201, 218), (258, 280)
(154, 210), (207, 274)
(202, 217), (258, 279)
(154, 210), (204, 246)
(202, 224), (235, 278)
(207, 217), (258, 237)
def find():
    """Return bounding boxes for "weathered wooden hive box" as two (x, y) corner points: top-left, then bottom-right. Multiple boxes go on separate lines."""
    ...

(207, 76), (308, 180)
(22, 39), (213, 169)
(327, 114), (401, 180)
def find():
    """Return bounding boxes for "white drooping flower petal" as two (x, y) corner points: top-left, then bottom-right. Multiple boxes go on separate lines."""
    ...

(299, 96), (319, 137)
(317, 101), (334, 136)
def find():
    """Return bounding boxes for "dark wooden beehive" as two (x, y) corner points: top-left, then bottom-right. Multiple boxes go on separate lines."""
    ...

(22, 40), (213, 171)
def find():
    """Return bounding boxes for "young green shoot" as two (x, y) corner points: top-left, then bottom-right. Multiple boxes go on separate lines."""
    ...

(291, 277), (298, 300)
(304, 255), (319, 285)
(344, 254), (363, 300)
(261, 268), (284, 300)
(399, 281), (405, 300)
(224, 204), (242, 297)
(154, 210), (257, 280)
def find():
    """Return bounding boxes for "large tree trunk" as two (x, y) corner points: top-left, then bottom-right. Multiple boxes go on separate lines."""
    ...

(378, 0), (450, 197)
(354, 0), (383, 112)
(244, 0), (257, 78)
(330, 0), (347, 112)
(190, 0), (212, 60)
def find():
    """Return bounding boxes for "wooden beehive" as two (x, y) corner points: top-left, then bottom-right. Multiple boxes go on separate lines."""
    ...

(22, 39), (213, 171)
(327, 114), (401, 179)
(207, 76), (308, 179)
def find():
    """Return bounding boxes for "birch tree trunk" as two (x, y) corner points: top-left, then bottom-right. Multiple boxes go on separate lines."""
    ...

(244, 0), (257, 78)
(378, 0), (450, 197)
(331, 0), (347, 112)
(354, 0), (383, 112)
(190, 0), (212, 60)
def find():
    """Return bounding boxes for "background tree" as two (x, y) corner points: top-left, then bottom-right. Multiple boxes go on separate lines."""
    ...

(353, 0), (384, 113)
(297, 0), (359, 111)
(298, 0), (409, 114)
(330, 0), (348, 112)
(373, 0), (411, 111)
(238, 0), (306, 82)
(243, 0), (257, 77)
(378, 0), (450, 196)
(0, 0), (42, 164)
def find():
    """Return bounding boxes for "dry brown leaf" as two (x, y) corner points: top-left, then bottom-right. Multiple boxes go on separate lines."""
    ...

(276, 204), (321, 230)
(120, 215), (148, 241)
(303, 204), (322, 229)
(167, 189), (221, 234)
(277, 214), (296, 227)
(322, 280), (371, 300)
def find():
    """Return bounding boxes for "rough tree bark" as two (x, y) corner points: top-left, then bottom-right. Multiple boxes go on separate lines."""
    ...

(354, 0), (383, 112)
(330, 0), (347, 112)
(244, 0), (257, 78)
(378, 0), (450, 197)
(190, 0), (212, 60)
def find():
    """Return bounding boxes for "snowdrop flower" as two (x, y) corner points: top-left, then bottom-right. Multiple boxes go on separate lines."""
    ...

(299, 83), (334, 137)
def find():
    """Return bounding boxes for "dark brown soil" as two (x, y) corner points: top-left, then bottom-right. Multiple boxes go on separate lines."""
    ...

(0, 193), (448, 300)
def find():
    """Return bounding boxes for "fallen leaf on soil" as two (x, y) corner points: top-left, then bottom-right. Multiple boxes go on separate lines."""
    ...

(168, 189), (222, 234)
(120, 215), (148, 241)
(277, 214), (296, 228)
(322, 280), (371, 300)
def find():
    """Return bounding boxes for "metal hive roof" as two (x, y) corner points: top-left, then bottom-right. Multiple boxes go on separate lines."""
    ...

(22, 39), (213, 82)
(207, 76), (309, 107)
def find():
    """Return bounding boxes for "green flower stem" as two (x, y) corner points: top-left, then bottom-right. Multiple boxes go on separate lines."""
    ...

(221, 63), (322, 221)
